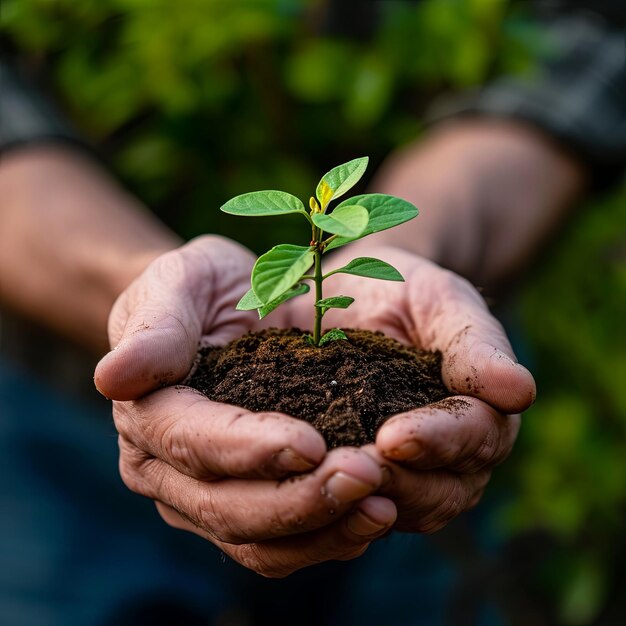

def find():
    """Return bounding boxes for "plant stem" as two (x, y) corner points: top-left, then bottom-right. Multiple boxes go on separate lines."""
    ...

(313, 246), (323, 345)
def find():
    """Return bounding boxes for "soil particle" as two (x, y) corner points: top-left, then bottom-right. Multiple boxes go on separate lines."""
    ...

(187, 328), (451, 449)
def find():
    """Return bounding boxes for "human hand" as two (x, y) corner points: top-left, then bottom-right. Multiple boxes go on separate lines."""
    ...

(95, 236), (397, 577)
(283, 244), (536, 533)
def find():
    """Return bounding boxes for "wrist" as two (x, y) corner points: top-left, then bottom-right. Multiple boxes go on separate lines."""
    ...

(370, 119), (587, 288)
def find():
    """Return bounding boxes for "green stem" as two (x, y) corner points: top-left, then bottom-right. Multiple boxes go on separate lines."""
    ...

(313, 246), (323, 346)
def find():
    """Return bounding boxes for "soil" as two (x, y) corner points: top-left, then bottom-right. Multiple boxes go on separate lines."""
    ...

(187, 328), (451, 448)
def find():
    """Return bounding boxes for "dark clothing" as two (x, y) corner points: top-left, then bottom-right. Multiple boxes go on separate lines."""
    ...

(433, 10), (626, 189)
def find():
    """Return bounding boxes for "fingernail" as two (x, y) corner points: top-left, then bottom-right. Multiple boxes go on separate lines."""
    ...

(388, 440), (422, 461)
(346, 510), (389, 536)
(324, 472), (376, 503)
(274, 448), (317, 472)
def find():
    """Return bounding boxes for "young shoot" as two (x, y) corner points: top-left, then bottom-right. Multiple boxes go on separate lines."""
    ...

(220, 157), (418, 346)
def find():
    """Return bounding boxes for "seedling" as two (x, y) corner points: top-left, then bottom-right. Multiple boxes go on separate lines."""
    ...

(220, 157), (418, 346)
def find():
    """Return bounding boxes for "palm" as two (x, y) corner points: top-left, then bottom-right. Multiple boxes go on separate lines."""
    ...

(283, 244), (535, 532)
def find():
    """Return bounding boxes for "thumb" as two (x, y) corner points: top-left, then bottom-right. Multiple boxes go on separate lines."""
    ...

(94, 237), (258, 401)
(94, 251), (204, 401)
(410, 266), (536, 414)
(445, 339), (536, 414)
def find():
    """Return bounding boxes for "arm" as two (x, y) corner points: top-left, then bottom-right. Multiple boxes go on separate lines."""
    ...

(366, 119), (587, 290)
(0, 145), (180, 354)
(368, 5), (625, 290)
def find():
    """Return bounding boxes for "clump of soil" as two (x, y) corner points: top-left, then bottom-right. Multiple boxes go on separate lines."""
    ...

(187, 328), (451, 448)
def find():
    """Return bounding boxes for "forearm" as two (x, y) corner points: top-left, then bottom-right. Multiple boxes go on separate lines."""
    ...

(367, 120), (587, 290)
(0, 145), (181, 353)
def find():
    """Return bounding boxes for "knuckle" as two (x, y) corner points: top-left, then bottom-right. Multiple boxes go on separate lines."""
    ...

(117, 436), (165, 500)
(161, 419), (197, 474)
(236, 545), (292, 579)
(111, 401), (135, 440)
(419, 479), (468, 533)
(439, 480), (469, 519)
(474, 427), (502, 469)
(194, 491), (241, 544)
(118, 450), (150, 496)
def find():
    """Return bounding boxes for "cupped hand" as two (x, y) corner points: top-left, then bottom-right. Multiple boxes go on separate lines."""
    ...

(283, 244), (536, 533)
(95, 236), (397, 576)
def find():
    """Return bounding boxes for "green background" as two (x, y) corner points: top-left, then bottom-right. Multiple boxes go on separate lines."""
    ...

(2, 0), (625, 622)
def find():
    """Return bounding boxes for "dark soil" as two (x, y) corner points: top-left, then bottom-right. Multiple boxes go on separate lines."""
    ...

(187, 328), (451, 448)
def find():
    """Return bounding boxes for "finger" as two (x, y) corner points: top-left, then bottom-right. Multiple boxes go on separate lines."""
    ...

(156, 496), (397, 578)
(119, 441), (383, 544)
(113, 386), (326, 479)
(378, 464), (491, 533)
(375, 397), (520, 473)
(407, 265), (536, 414)
(95, 236), (256, 401)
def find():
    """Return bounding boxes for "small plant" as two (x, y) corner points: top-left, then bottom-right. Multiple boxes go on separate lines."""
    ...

(220, 157), (418, 346)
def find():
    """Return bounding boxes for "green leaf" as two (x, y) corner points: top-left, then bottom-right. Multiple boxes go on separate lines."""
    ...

(236, 288), (263, 311)
(252, 244), (315, 304)
(315, 157), (369, 209)
(312, 204), (369, 237)
(325, 193), (418, 251)
(327, 257), (404, 281)
(319, 328), (349, 346)
(220, 190), (307, 217)
(315, 296), (354, 310)
(257, 283), (310, 319)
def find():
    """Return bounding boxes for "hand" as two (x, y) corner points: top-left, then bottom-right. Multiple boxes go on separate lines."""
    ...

(283, 244), (536, 533)
(95, 236), (397, 577)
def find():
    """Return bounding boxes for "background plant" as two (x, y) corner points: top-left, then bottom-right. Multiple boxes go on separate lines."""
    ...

(221, 156), (418, 345)
(2, 0), (625, 621)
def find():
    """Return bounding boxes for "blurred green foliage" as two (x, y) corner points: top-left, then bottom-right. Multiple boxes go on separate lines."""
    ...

(508, 187), (626, 624)
(2, 0), (625, 622)
(1, 0), (532, 249)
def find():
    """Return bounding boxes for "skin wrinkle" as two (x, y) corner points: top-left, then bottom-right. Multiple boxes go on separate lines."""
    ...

(99, 232), (535, 573)
(8, 140), (540, 570)
(155, 449), (369, 543)
(128, 383), (326, 481)
(119, 437), (161, 500)
(197, 487), (244, 545)
(130, 393), (282, 479)
(162, 416), (207, 479)
(193, 238), (255, 335)
(418, 271), (467, 352)
(379, 397), (516, 474)
(414, 474), (477, 533)
(237, 543), (290, 578)
(158, 489), (390, 576)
